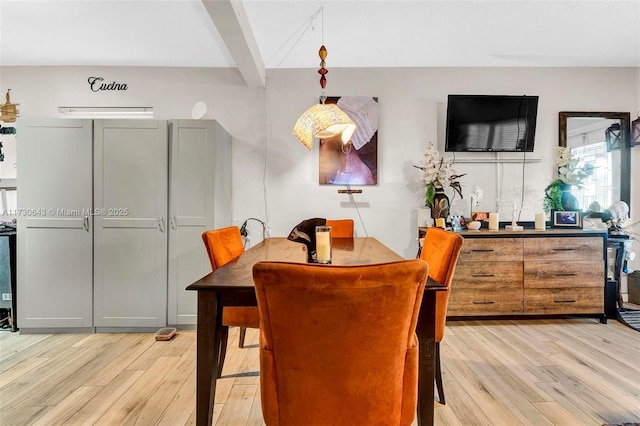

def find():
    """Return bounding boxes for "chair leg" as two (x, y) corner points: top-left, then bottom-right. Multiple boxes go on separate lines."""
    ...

(217, 326), (229, 379)
(435, 341), (445, 405)
(238, 327), (247, 348)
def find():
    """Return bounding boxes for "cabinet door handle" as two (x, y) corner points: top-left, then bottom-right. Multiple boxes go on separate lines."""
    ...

(472, 273), (495, 277)
(553, 248), (575, 251)
(472, 301), (495, 305)
(170, 214), (177, 230)
(83, 215), (90, 232)
(472, 249), (495, 252)
(553, 299), (577, 303)
(158, 217), (166, 233)
(554, 273), (577, 277)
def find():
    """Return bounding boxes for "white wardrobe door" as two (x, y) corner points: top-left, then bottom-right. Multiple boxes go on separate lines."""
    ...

(17, 118), (93, 328)
(93, 120), (168, 328)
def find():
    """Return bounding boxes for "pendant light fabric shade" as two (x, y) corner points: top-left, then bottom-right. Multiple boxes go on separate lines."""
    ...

(292, 103), (356, 150)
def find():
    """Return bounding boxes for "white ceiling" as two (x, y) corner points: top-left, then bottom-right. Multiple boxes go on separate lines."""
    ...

(1, 0), (639, 78)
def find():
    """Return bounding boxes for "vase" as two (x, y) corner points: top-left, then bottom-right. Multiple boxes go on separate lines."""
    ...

(560, 183), (579, 211)
(430, 187), (450, 220)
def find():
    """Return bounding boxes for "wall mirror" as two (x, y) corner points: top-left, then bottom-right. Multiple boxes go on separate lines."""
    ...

(559, 111), (630, 213)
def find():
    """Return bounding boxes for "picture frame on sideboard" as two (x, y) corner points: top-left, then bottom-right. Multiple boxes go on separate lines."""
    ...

(551, 210), (583, 228)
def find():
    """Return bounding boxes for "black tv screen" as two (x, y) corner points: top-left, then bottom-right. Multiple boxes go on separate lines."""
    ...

(445, 95), (539, 152)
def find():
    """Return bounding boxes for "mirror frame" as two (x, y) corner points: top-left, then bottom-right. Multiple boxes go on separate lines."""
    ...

(559, 111), (631, 210)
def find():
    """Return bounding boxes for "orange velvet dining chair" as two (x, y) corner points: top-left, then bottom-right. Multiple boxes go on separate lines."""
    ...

(202, 226), (261, 377)
(325, 218), (354, 238)
(253, 259), (428, 426)
(419, 226), (464, 405)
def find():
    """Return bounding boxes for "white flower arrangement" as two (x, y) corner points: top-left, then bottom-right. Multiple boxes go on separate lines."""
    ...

(555, 146), (594, 186)
(414, 142), (464, 207)
(543, 146), (595, 212)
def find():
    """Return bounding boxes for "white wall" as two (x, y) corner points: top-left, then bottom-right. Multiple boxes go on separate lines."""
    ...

(1, 65), (638, 260)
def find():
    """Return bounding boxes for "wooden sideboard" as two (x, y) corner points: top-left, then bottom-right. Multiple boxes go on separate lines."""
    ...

(420, 227), (608, 322)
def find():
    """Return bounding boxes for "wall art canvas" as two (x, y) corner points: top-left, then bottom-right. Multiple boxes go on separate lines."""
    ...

(319, 96), (378, 185)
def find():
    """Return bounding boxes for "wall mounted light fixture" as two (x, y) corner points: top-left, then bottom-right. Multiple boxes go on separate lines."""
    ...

(632, 112), (640, 147)
(58, 106), (153, 119)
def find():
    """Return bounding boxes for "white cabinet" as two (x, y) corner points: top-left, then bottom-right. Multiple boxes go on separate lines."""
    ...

(17, 119), (94, 329)
(93, 120), (168, 329)
(167, 120), (232, 325)
(17, 118), (232, 331)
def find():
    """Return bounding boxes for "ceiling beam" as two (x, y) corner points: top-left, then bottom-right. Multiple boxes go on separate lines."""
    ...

(202, 0), (265, 87)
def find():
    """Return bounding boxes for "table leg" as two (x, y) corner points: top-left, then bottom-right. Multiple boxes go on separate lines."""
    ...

(614, 245), (626, 309)
(416, 291), (437, 426)
(196, 291), (220, 426)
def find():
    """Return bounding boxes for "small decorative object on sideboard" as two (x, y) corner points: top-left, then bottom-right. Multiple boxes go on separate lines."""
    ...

(451, 215), (466, 232)
(602, 201), (629, 235)
(467, 220), (481, 231)
(488, 212), (499, 231)
(414, 142), (465, 222)
(543, 146), (594, 212)
(534, 212), (546, 230)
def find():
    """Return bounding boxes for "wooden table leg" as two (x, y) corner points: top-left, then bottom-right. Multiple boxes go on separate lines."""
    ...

(416, 290), (437, 426)
(196, 291), (220, 426)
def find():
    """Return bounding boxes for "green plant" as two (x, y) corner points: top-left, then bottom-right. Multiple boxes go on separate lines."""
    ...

(543, 179), (564, 212)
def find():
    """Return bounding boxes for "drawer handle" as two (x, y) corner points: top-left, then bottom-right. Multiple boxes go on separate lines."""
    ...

(472, 274), (495, 277)
(554, 273), (578, 277)
(553, 299), (577, 303)
(472, 301), (495, 305)
(553, 248), (576, 251)
(472, 249), (495, 252)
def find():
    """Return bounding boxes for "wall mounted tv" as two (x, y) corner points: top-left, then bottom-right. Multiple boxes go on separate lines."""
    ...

(445, 94), (539, 152)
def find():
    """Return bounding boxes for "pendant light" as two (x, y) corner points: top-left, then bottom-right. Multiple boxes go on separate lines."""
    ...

(292, 10), (355, 150)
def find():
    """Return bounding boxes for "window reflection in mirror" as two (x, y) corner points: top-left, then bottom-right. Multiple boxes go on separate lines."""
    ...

(565, 118), (621, 210)
(559, 112), (630, 214)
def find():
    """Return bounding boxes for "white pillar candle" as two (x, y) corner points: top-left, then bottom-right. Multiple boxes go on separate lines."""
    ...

(535, 213), (546, 230)
(315, 227), (332, 263)
(489, 212), (499, 230)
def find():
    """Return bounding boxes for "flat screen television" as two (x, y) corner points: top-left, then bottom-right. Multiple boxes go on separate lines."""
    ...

(445, 94), (539, 152)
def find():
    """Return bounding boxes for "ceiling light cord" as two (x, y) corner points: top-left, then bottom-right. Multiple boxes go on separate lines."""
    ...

(265, 7), (322, 71)
(262, 7), (324, 231)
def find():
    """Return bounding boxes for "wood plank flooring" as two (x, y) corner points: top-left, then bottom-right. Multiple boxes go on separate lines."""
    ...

(1, 318), (639, 425)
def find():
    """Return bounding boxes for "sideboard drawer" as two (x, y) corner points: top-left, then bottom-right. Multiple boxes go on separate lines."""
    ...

(523, 237), (602, 261)
(460, 238), (522, 261)
(448, 288), (523, 316)
(524, 260), (604, 289)
(454, 261), (523, 289)
(524, 287), (603, 314)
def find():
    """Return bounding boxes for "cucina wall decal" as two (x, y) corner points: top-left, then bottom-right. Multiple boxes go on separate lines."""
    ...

(88, 77), (128, 92)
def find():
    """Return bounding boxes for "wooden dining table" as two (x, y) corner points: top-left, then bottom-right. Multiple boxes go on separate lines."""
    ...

(187, 237), (445, 426)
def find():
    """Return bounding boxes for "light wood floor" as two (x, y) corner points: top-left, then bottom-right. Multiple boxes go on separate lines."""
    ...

(1, 318), (639, 426)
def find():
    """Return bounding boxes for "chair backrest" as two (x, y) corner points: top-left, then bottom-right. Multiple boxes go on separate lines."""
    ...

(202, 226), (245, 271)
(253, 259), (428, 426)
(325, 218), (354, 238)
(419, 227), (464, 341)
